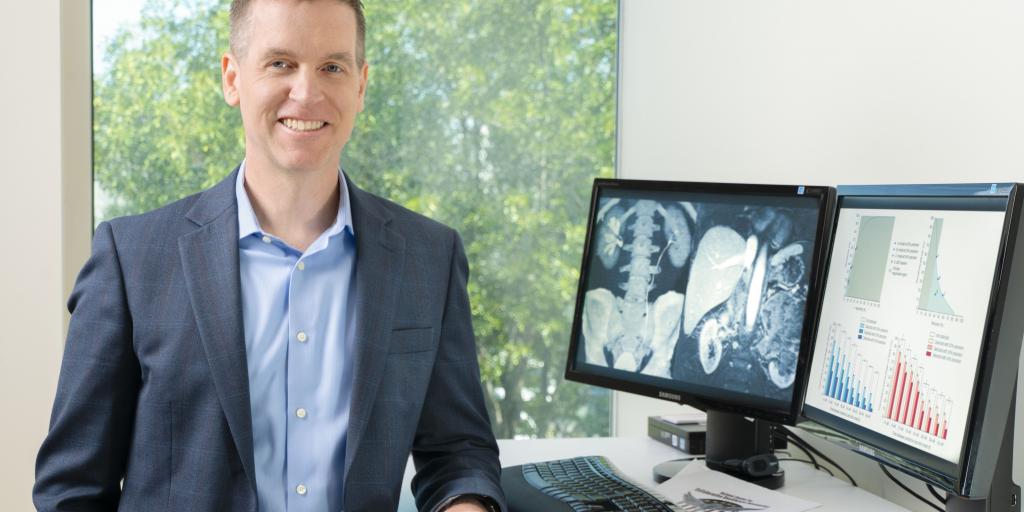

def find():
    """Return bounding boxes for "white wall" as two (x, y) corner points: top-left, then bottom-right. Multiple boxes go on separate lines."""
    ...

(0, 2), (91, 510)
(616, 1), (1024, 510)
(0, 1), (63, 509)
(619, 0), (1024, 187)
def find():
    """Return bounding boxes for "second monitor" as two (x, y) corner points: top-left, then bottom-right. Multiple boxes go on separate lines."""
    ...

(801, 183), (1024, 510)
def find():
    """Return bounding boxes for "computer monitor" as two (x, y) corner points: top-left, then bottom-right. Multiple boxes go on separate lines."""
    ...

(564, 178), (836, 486)
(801, 183), (1024, 510)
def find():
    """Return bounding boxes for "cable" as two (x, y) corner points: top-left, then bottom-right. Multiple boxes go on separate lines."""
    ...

(785, 437), (821, 470)
(926, 484), (948, 504)
(780, 428), (858, 487)
(782, 433), (829, 476)
(777, 431), (830, 476)
(772, 428), (811, 465)
(880, 464), (944, 512)
(776, 458), (835, 478)
(782, 429), (855, 485)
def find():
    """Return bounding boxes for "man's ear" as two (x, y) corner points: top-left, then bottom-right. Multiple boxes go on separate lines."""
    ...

(356, 61), (369, 113)
(222, 53), (241, 107)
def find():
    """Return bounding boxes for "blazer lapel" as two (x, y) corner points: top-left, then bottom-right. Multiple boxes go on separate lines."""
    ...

(177, 168), (258, 495)
(343, 177), (406, 480)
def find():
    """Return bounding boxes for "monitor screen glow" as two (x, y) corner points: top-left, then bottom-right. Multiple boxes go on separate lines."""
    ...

(567, 181), (830, 420)
(804, 197), (1006, 465)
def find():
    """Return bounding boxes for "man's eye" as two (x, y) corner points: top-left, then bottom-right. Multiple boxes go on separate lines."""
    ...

(270, 60), (289, 69)
(324, 64), (343, 73)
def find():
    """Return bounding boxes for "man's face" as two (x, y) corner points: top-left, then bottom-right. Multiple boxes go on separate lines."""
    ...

(221, 0), (368, 175)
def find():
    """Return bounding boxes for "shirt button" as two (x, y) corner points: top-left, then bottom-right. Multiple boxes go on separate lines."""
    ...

(297, 261), (305, 271)
(296, 407), (307, 419)
(261, 235), (272, 244)
(296, 484), (307, 496)
(296, 331), (308, 343)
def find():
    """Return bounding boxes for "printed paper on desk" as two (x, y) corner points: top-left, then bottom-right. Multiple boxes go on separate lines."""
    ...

(674, 458), (710, 477)
(657, 461), (820, 512)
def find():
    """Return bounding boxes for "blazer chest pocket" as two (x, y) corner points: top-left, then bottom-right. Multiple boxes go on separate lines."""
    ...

(388, 326), (434, 354)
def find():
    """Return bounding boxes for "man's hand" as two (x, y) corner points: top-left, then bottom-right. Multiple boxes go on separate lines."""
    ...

(444, 502), (488, 512)
(442, 496), (491, 512)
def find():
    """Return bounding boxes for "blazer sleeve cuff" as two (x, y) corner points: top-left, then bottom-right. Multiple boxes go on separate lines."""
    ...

(433, 493), (501, 512)
(420, 475), (506, 512)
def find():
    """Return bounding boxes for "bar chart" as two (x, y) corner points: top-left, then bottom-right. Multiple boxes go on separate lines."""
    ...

(820, 325), (880, 412)
(883, 340), (951, 439)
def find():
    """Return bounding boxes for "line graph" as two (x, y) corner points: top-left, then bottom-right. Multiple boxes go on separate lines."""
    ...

(917, 217), (956, 317)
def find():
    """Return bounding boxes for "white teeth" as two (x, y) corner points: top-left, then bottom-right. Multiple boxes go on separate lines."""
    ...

(282, 119), (325, 132)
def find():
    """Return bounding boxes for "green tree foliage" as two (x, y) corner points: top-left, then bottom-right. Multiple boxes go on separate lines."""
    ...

(94, 0), (242, 217)
(95, 0), (616, 438)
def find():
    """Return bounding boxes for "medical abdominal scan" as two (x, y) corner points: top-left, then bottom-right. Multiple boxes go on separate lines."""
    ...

(581, 197), (816, 401)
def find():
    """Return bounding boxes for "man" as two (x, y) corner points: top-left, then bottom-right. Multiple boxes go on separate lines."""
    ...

(33, 0), (505, 510)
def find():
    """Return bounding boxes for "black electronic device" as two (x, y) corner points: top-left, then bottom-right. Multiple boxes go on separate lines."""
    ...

(500, 456), (678, 512)
(562, 178), (836, 488)
(646, 416), (706, 454)
(800, 183), (1024, 512)
(720, 453), (781, 478)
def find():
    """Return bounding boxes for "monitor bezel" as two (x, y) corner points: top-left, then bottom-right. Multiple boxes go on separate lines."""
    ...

(563, 178), (836, 426)
(799, 183), (1022, 495)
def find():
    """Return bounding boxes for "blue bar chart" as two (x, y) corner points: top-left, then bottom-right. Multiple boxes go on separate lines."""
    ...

(820, 325), (880, 412)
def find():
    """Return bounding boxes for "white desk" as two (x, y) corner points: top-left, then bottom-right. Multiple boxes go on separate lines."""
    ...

(398, 437), (910, 511)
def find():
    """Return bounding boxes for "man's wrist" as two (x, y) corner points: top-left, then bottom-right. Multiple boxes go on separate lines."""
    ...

(438, 493), (500, 512)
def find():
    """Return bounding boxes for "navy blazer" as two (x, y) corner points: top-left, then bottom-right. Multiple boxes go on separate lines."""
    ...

(34, 168), (506, 511)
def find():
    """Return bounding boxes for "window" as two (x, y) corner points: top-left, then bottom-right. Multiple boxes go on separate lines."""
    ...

(93, 0), (617, 438)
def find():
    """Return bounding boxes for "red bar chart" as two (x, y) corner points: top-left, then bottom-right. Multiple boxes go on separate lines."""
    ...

(884, 341), (951, 439)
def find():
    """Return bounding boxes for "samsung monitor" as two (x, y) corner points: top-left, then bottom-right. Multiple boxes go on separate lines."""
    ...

(801, 183), (1024, 511)
(564, 178), (835, 486)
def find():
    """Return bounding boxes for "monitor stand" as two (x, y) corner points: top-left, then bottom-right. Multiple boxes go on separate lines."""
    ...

(652, 410), (785, 489)
(945, 391), (1020, 512)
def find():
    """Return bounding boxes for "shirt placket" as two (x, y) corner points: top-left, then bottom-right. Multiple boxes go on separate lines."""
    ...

(286, 252), (318, 510)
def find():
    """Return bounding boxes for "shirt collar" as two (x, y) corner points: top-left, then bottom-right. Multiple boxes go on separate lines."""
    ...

(235, 159), (355, 242)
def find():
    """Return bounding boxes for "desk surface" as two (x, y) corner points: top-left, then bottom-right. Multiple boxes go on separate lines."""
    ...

(398, 437), (910, 511)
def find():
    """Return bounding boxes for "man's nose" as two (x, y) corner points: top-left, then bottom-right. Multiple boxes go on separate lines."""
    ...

(288, 68), (325, 104)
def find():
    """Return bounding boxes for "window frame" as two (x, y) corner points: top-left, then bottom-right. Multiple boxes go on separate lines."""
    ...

(63, 0), (94, 334)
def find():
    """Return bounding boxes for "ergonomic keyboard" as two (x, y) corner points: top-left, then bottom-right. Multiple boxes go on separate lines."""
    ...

(501, 455), (680, 512)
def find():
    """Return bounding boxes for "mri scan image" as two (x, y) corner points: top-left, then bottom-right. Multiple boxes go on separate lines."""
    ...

(579, 194), (818, 401)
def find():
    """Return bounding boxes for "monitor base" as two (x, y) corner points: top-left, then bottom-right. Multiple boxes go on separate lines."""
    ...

(653, 458), (785, 489)
(945, 497), (1002, 512)
(655, 410), (788, 489)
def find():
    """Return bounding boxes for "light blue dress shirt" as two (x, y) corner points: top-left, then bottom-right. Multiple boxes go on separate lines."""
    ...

(236, 161), (356, 512)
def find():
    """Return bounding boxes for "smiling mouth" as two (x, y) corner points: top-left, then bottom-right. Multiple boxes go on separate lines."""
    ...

(280, 118), (328, 132)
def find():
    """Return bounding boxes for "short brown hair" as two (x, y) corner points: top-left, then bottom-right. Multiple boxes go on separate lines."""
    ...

(229, 0), (366, 65)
